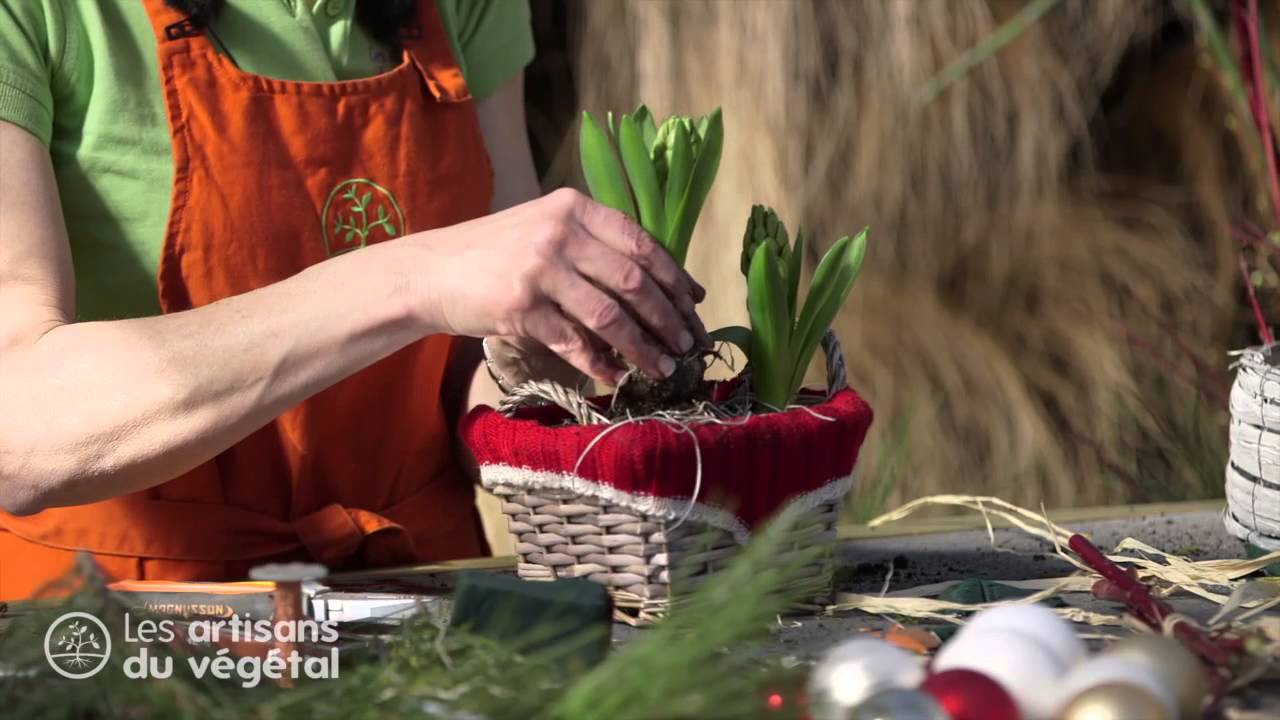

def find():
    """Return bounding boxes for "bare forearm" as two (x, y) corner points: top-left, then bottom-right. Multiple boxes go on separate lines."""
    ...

(458, 72), (542, 422)
(0, 241), (427, 513)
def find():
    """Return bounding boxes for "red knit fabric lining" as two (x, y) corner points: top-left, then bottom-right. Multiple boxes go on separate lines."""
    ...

(460, 386), (874, 530)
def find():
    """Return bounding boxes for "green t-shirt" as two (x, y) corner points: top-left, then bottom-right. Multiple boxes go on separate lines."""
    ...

(0, 0), (534, 320)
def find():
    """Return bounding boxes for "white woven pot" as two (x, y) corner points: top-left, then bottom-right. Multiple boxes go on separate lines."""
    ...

(1224, 346), (1280, 550)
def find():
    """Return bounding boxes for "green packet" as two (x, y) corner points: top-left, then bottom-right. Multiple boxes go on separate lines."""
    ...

(449, 572), (613, 674)
(1244, 541), (1280, 576)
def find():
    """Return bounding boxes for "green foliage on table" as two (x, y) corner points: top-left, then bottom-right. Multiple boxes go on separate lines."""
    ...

(0, 507), (825, 720)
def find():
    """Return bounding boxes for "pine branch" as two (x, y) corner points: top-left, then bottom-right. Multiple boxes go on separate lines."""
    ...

(547, 507), (828, 720)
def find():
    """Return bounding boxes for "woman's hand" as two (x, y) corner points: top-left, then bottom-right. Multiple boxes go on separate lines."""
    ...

(411, 188), (710, 385)
(483, 335), (591, 393)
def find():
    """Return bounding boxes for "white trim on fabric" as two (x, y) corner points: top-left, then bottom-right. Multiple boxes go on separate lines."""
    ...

(479, 465), (855, 544)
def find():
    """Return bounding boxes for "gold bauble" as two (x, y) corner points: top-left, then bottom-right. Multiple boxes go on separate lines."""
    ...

(1058, 683), (1176, 720)
(1108, 635), (1208, 719)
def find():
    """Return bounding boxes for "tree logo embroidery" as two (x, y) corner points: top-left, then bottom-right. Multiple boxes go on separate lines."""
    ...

(44, 611), (111, 679)
(320, 178), (407, 257)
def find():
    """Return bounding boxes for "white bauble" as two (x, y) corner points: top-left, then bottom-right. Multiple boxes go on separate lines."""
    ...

(808, 637), (927, 720)
(932, 628), (1067, 720)
(960, 603), (1086, 668)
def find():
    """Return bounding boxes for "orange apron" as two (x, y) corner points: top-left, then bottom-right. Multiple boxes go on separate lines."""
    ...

(0, 0), (493, 599)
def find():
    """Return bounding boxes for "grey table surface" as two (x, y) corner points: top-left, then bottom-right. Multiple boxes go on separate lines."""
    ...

(615, 505), (1243, 649)
(612, 503), (1280, 716)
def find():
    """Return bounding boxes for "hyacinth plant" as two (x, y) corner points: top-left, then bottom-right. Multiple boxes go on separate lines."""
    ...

(577, 105), (725, 413)
(579, 105), (723, 267)
(578, 106), (867, 411)
(732, 207), (869, 410)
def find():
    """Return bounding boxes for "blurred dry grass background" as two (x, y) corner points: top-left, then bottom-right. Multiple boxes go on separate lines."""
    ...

(524, 0), (1279, 511)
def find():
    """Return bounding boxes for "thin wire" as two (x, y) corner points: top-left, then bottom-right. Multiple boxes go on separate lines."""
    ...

(663, 423), (703, 534)
(569, 414), (706, 534)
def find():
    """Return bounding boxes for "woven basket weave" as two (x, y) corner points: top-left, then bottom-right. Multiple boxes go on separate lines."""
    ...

(465, 331), (867, 624)
(489, 488), (841, 623)
(1225, 345), (1280, 550)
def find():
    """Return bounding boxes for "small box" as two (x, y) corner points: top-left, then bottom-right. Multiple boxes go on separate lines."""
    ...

(449, 573), (612, 672)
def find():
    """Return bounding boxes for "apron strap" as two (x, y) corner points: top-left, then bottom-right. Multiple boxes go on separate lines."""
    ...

(140, 0), (472, 103)
(138, 0), (220, 50)
(403, 0), (474, 103)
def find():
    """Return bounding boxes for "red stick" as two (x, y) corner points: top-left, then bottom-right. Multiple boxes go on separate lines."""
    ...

(1235, 0), (1278, 346)
(1243, 0), (1280, 228)
(1232, 222), (1268, 247)
(1234, 223), (1275, 344)
(1240, 254), (1275, 346)
(1067, 534), (1233, 670)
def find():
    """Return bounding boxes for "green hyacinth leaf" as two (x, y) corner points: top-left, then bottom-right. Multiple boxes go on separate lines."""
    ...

(579, 111), (637, 219)
(650, 141), (669, 189)
(683, 117), (701, 158)
(696, 113), (712, 141)
(787, 228), (867, 397)
(633, 104), (658, 153)
(651, 117), (680, 189)
(667, 107), (723, 266)
(617, 114), (667, 246)
(747, 242), (791, 409)
(663, 121), (694, 235)
(786, 226), (805, 320)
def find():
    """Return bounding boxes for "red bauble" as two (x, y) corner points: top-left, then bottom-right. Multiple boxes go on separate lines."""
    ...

(921, 669), (1021, 720)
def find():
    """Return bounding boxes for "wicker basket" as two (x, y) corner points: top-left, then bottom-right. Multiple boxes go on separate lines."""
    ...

(1225, 345), (1280, 550)
(461, 332), (873, 624)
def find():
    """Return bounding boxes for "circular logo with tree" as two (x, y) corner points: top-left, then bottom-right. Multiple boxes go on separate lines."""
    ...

(44, 611), (111, 679)
(321, 179), (407, 257)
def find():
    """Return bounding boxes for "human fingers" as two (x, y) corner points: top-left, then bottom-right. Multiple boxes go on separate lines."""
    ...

(544, 267), (675, 379)
(554, 189), (703, 309)
(523, 307), (627, 386)
(561, 237), (697, 355)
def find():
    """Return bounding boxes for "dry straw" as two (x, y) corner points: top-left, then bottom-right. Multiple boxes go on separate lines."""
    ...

(829, 494), (1280, 634)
